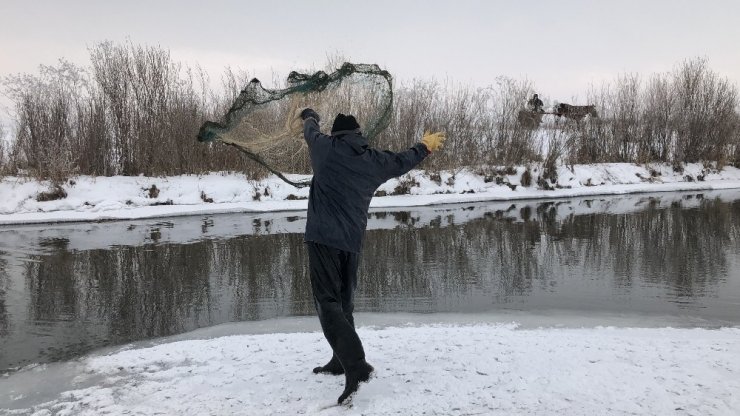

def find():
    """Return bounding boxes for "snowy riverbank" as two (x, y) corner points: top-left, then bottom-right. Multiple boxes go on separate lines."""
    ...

(3, 162), (740, 225)
(1, 317), (738, 415)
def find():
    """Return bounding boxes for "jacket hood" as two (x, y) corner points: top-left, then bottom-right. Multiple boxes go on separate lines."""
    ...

(334, 131), (368, 154)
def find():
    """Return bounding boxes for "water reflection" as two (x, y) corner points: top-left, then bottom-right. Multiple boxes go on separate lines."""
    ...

(1, 191), (740, 372)
(0, 257), (9, 339)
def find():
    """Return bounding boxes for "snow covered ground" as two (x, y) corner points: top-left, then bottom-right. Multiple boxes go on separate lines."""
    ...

(1, 316), (738, 415)
(2, 162), (740, 225)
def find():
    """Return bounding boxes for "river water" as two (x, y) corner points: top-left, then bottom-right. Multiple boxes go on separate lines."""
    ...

(1, 190), (740, 373)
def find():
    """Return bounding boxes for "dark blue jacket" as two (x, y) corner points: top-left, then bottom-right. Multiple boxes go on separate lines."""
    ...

(303, 118), (429, 253)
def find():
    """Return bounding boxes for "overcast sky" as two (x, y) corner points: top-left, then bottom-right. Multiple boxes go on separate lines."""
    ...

(1, 0), (739, 122)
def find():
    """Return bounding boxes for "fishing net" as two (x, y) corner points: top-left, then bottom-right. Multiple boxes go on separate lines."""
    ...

(198, 63), (393, 187)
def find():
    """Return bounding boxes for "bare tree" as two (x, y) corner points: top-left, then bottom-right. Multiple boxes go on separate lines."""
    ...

(671, 58), (738, 166)
(641, 73), (674, 162)
(2, 47), (738, 184)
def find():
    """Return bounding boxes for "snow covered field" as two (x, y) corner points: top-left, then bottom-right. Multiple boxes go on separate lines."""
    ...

(2, 162), (740, 225)
(1, 318), (738, 415)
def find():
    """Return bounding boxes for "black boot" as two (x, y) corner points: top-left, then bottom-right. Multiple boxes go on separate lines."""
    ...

(337, 360), (374, 404)
(313, 355), (344, 375)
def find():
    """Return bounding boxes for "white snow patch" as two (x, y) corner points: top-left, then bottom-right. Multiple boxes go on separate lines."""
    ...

(2, 163), (740, 225)
(2, 323), (738, 415)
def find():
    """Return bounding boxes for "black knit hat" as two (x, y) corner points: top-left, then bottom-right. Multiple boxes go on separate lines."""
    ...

(331, 113), (361, 134)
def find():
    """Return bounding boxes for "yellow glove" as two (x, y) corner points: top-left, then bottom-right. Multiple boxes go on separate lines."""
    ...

(421, 131), (446, 152)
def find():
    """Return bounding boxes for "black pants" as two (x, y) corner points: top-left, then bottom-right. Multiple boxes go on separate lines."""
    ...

(306, 241), (365, 370)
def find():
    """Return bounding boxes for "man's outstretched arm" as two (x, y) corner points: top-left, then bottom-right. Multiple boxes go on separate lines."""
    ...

(378, 131), (446, 180)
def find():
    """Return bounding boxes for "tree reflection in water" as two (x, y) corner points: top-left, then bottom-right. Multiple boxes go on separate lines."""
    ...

(1, 194), (739, 371)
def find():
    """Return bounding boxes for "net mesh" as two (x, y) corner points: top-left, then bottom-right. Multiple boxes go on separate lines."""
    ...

(198, 63), (393, 187)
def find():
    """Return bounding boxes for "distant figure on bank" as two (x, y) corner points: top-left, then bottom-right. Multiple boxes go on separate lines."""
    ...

(299, 108), (445, 404)
(528, 94), (544, 113)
